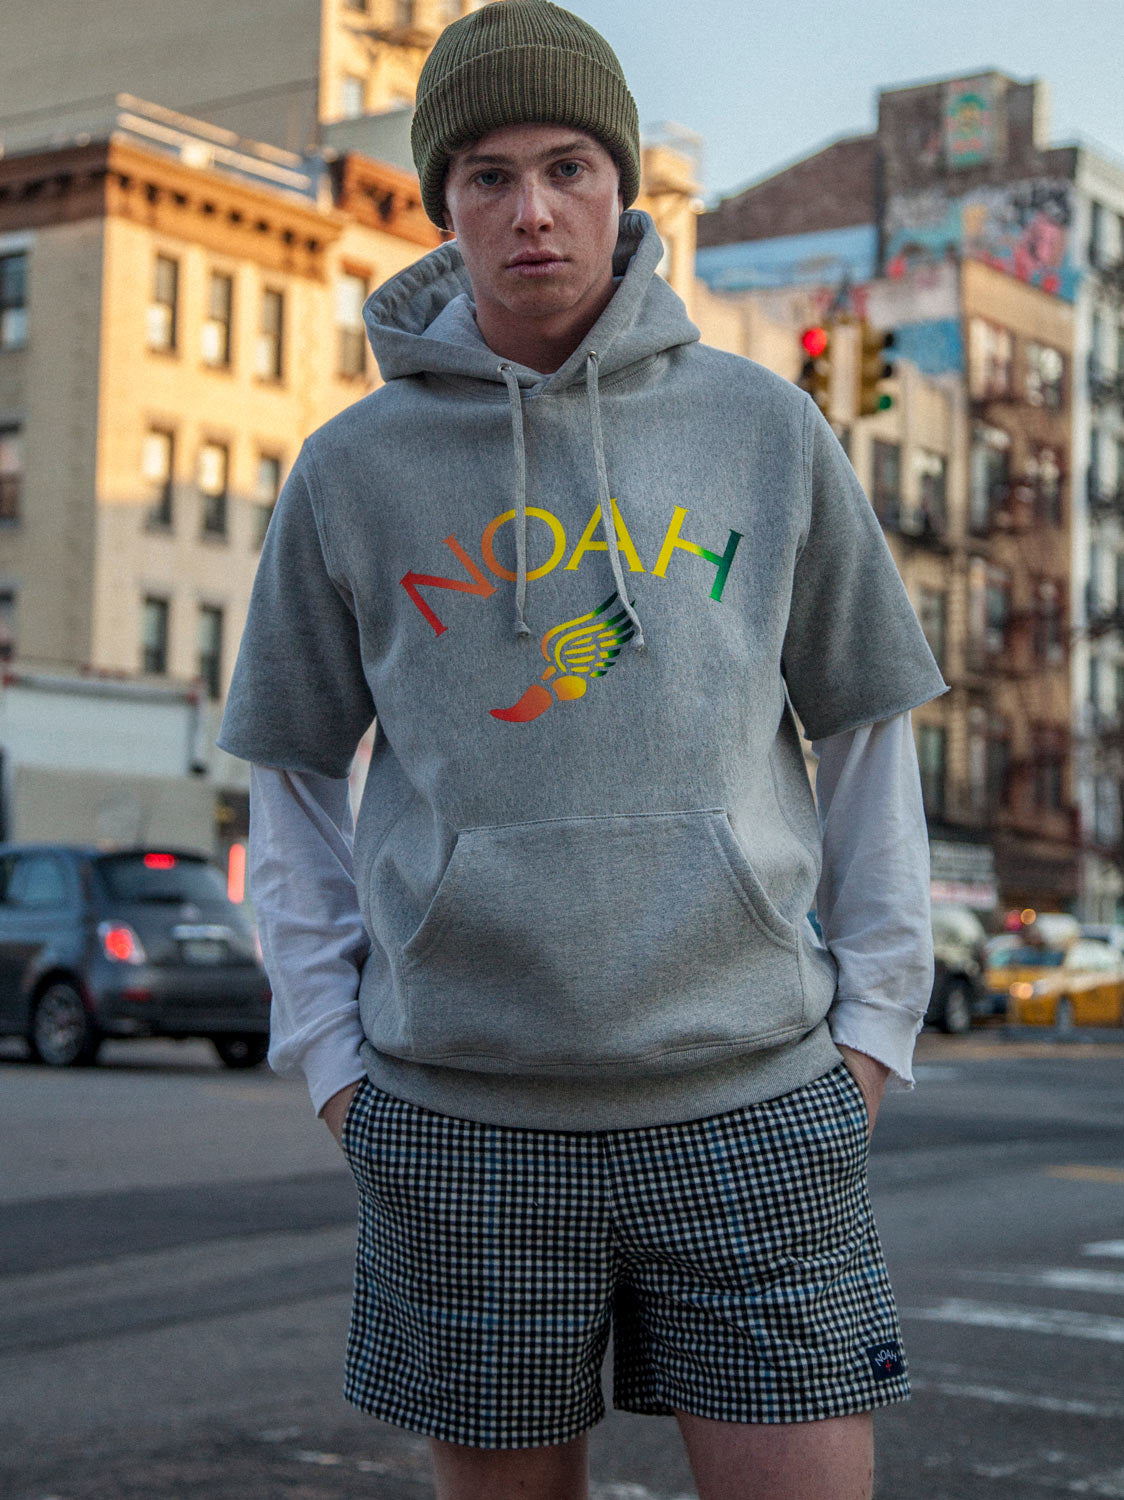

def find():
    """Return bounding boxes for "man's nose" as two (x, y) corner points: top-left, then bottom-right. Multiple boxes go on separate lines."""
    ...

(512, 177), (553, 233)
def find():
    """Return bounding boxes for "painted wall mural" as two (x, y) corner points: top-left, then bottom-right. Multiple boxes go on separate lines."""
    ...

(884, 179), (1079, 301)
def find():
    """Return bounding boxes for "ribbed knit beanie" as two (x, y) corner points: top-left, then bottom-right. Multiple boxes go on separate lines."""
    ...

(411, 0), (641, 227)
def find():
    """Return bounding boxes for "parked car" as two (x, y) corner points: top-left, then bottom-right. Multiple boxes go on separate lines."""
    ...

(1005, 938), (1124, 1031)
(0, 844), (271, 1068)
(926, 904), (989, 1033)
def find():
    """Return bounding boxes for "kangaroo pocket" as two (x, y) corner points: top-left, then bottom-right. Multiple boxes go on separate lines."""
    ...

(391, 809), (808, 1075)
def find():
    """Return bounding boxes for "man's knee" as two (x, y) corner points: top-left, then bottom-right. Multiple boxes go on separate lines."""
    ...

(430, 1430), (590, 1500)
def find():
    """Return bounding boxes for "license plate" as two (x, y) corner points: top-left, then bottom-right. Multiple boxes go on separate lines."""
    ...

(182, 939), (226, 964)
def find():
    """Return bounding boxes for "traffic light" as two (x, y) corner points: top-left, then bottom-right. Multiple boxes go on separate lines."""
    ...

(858, 323), (895, 415)
(797, 324), (831, 413)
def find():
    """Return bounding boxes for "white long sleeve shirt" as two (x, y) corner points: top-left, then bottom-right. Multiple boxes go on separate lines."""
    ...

(249, 710), (932, 1116)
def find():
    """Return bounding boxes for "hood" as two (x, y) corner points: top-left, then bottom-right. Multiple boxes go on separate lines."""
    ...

(363, 210), (699, 393)
(362, 211), (700, 643)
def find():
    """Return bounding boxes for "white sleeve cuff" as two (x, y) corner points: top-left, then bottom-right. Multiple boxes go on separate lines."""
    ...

(827, 993), (925, 1090)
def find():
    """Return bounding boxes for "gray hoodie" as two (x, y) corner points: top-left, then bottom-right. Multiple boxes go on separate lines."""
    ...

(219, 211), (948, 1129)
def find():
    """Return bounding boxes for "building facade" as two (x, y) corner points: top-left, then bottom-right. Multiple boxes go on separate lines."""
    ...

(0, 98), (442, 852)
(696, 69), (1121, 920)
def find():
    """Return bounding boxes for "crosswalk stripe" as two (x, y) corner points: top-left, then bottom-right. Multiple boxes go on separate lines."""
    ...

(973, 1268), (1124, 1295)
(909, 1377), (1124, 1419)
(1084, 1241), (1124, 1259)
(906, 1299), (1124, 1344)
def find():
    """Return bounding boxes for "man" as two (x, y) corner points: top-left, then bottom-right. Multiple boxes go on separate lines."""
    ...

(220, 3), (947, 1496)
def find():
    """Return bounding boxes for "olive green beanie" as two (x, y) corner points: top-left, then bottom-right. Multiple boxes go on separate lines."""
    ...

(411, 0), (641, 228)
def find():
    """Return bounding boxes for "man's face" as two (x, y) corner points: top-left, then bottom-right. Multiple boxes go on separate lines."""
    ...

(443, 123), (624, 363)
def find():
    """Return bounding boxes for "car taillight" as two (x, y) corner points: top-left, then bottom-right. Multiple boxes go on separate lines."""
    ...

(99, 922), (147, 965)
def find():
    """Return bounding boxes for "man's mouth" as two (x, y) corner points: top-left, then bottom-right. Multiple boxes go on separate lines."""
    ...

(507, 252), (567, 275)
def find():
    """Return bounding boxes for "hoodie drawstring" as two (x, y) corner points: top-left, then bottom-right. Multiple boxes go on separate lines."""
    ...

(498, 363), (532, 638)
(584, 352), (645, 650)
(497, 353), (645, 650)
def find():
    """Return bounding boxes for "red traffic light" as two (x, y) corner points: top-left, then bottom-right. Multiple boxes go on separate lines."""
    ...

(801, 325), (829, 358)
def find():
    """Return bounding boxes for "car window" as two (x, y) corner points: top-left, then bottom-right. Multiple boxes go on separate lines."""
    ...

(6, 854), (70, 909)
(991, 946), (1066, 968)
(94, 852), (230, 905)
(1065, 941), (1118, 971)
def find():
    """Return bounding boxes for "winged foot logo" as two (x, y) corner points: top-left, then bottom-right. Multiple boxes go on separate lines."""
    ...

(399, 500), (742, 725)
(491, 595), (636, 722)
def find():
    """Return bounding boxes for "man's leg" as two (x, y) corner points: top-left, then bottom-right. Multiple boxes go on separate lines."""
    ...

(430, 1432), (589, 1500)
(676, 1411), (873, 1500)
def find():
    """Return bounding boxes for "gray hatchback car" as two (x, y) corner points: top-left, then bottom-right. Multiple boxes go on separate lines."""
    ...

(0, 844), (271, 1068)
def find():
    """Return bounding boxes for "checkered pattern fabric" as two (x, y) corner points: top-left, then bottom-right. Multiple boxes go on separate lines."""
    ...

(341, 1062), (909, 1449)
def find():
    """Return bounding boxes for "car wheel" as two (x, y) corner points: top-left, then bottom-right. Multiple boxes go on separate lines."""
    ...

(212, 1034), (269, 1069)
(1054, 997), (1075, 1036)
(30, 982), (102, 1067)
(940, 979), (974, 1035)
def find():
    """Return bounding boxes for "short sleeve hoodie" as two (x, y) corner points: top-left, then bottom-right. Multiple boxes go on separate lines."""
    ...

(219, 211), (948, 1129)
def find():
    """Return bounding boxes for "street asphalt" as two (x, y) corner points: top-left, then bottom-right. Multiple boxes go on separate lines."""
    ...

(1, 1025), (1122, 1499)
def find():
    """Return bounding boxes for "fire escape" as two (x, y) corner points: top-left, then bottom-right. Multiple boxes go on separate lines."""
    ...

(1078, 238), (1124, 877)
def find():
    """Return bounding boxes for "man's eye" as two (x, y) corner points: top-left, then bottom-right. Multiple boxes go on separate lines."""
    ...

(556, 161), (582, 179)
(475, 170), (502, 187)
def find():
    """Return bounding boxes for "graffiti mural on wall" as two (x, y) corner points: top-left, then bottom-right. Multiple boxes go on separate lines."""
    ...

(884, 179), (1078, 301)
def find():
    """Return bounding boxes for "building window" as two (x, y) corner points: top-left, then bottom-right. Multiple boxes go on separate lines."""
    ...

(985, 565), (1010, 655)
(971, 423), (1010, 532)
(198, 441), (229, 537)
(915, 449), (947, 532)
(343, 0), (368, 9)
(0, 426), (22, 523)
(202, 272), (233, 368)
(1032, 727), (1065, 813)
(336, 272), (368, 378)
(253, 453), (281, 548)
(197, 605), (224, 699)
(256, 288), (284, 380)
(1090, 200), (1105, 267)
(870, 439), (901, 521)
(395, 0), (415, 26)
(147, 254), (179, 352)
(1115, 663), (1124, 716)
(0, 588), (17, 661)
(919, 588), (946, 669)
(917, 724), (946, 819)
(1025, 342), (1065, 409)
(1089, 655), (1102, 718)
(141, 596), (169, 675)
(1028, 446), (1063, 526)
(339, 73), (365, 119)
(0, 253), (28, 351)
(968, 318), (1013, 399)
(987, 713), (1011, 810)
(142, 428), (175, 527)
(1034, 577), (1065, 664)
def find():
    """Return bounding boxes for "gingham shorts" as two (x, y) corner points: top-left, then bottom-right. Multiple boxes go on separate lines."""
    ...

(340, 1062), (910, 1449)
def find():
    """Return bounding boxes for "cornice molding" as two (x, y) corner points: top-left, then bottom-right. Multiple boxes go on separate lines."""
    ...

(0, 138), (344, 276)
(330, 152), (442, 248)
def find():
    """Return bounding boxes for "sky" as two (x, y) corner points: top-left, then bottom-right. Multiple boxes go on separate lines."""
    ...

(567, 0), (1124, 204)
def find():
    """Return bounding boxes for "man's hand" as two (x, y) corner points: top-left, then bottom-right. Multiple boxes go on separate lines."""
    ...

(835, 1045), (890, 1139)
(320, 1079), (362, 1147)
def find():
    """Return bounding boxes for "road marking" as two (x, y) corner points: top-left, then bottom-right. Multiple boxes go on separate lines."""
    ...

(910, 1377), (1124, 1419)
(906, 1299), (1124, 1344)
(1047, 1165), (1124, 1184)
(973, 1267), (1124, 1295)
(1085, 1241), (1124, 1259)
(917, 1040), (1124, 1060)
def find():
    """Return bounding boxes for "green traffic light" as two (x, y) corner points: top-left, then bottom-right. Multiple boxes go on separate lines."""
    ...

(877, 393), (893, 411)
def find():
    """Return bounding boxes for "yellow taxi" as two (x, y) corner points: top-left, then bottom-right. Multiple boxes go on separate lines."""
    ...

(1002, 938), (1124, 1030)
